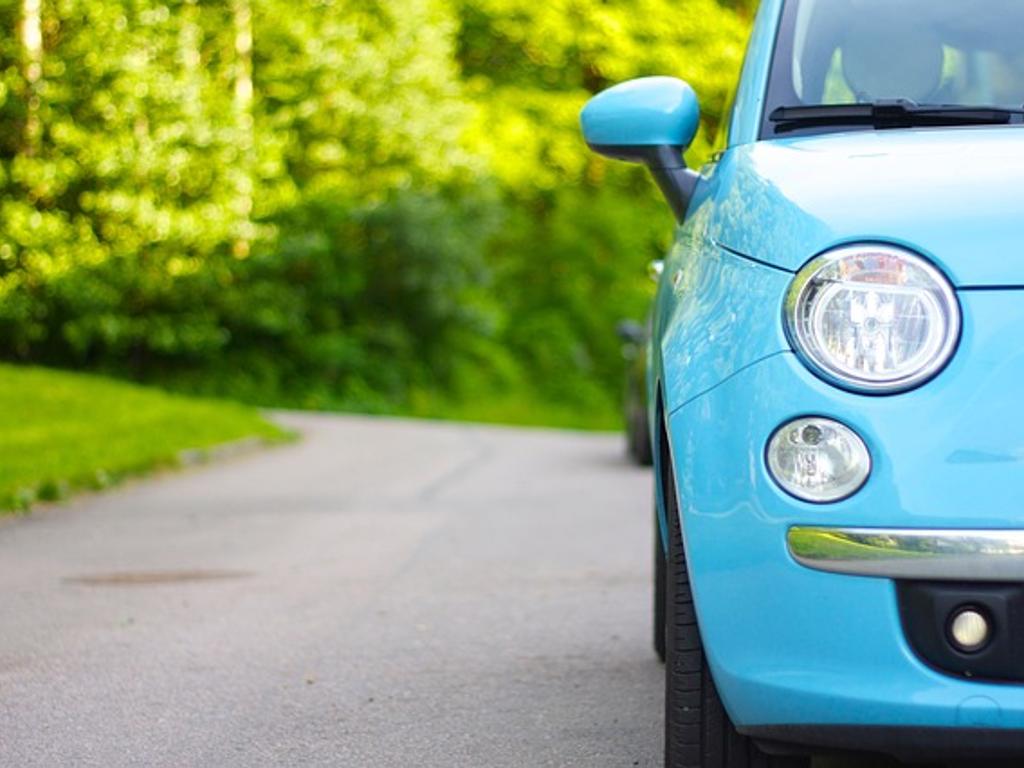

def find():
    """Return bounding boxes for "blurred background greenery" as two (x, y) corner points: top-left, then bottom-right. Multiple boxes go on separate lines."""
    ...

(0, 0), (755, 431)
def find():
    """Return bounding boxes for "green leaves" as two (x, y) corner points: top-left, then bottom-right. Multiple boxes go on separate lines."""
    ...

(0, 0), (750, 425)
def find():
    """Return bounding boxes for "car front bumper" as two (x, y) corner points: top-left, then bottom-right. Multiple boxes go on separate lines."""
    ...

(787, 527), (1024, 581)
(664, 293), (1024, 745)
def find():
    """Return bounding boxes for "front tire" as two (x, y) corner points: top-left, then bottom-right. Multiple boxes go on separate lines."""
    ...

(654, 509), (666, 663)
(662, 458), (808, 768)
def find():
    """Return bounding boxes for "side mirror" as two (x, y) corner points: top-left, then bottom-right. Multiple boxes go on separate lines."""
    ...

(580, 77), (701, 222)
(616, 319), (646, 346)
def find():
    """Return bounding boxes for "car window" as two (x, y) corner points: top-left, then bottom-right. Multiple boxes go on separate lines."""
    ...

(764, 0), (1024, 135)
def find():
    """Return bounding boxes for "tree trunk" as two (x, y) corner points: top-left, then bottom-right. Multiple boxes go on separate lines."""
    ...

(20, 0), (42, 154)
(232, 0), (254, 259)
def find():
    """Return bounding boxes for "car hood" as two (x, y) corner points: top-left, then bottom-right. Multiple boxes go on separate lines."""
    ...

(707, 126), (1024, 287)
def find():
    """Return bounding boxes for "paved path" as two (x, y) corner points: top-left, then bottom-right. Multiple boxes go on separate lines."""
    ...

(0, 414), (907, 767)
(0, 413), (663, 766)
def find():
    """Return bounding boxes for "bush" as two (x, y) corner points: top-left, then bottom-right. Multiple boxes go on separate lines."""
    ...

(0, 0), (751, 428)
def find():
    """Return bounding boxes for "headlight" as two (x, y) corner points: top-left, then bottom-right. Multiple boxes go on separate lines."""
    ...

(767, 416), (871, 503)
(785, 245), (960, 393)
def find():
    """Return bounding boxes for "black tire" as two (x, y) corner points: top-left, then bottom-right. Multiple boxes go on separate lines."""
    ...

(628, 406), (654, 466)
(654, 508), (666, 663)
(622, 409), (655, 468)
(662, 457), (809, 768)
(637, 417), (655, 465)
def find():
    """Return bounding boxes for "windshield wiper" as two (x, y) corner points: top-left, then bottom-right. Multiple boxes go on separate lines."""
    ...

(769, 100), (1024, 133)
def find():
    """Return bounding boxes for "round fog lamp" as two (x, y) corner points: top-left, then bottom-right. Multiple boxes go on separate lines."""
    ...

(949, 607), (991, 653)
(767, 417), (871, 503)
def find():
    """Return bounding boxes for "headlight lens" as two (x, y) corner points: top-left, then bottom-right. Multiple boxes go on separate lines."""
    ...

(785, 245), (960, 392)
(767, 417), (871, 503)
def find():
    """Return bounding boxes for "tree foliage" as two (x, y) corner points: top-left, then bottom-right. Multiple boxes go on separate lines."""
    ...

(0, 0), (751, 422)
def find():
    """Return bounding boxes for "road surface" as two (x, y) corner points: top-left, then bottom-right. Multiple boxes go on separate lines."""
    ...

(0, 413), (908, 767)
(0, 413), (665, 766)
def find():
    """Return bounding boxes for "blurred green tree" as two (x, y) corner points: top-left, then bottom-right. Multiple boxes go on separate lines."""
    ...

(0, 0), (752, 425)
(454, 0), (749, 411)
(0, 0), (249, 368)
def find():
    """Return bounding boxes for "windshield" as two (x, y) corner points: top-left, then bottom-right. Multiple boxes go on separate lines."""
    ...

(762, 0), (1024, 137)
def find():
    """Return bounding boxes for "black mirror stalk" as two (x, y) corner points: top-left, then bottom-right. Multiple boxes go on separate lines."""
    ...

(651, 165), (699, 223)
(588, 144), (697, 223)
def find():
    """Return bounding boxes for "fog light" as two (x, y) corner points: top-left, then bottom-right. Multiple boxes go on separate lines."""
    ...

(949, 607), (991, 653)
(766, 417), (871, 503)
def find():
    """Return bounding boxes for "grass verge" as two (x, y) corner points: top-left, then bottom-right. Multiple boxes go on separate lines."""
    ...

(1, 364), (289, 514)
(405, 391), (622, 432)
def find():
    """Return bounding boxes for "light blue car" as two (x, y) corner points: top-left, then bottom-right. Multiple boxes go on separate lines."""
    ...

(581, 1), (1024, 766)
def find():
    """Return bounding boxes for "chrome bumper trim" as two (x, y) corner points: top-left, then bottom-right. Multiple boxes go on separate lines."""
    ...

(787, 527), (1024, 581)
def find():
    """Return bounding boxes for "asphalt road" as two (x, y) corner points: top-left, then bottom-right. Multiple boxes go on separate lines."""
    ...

(0, 413), (664, 766)
(0, 413), (906, 767)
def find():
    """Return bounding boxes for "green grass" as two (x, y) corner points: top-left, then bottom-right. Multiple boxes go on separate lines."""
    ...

(405, 392), (622, 432)
(0, 364), (289, 513)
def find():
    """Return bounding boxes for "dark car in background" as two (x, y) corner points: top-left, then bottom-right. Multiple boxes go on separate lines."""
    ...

(617, 318), (653, 466)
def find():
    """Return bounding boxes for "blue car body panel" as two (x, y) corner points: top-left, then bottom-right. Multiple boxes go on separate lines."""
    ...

(667, 288), (1024, 726)
(649, 231), (793, 552)
(582, 0), (1024, 745)
(656, 156), (1024, 731)
(707, 128), (1024, 288)
(728, 0), (784, 146)
(657, 235), (790, 415)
